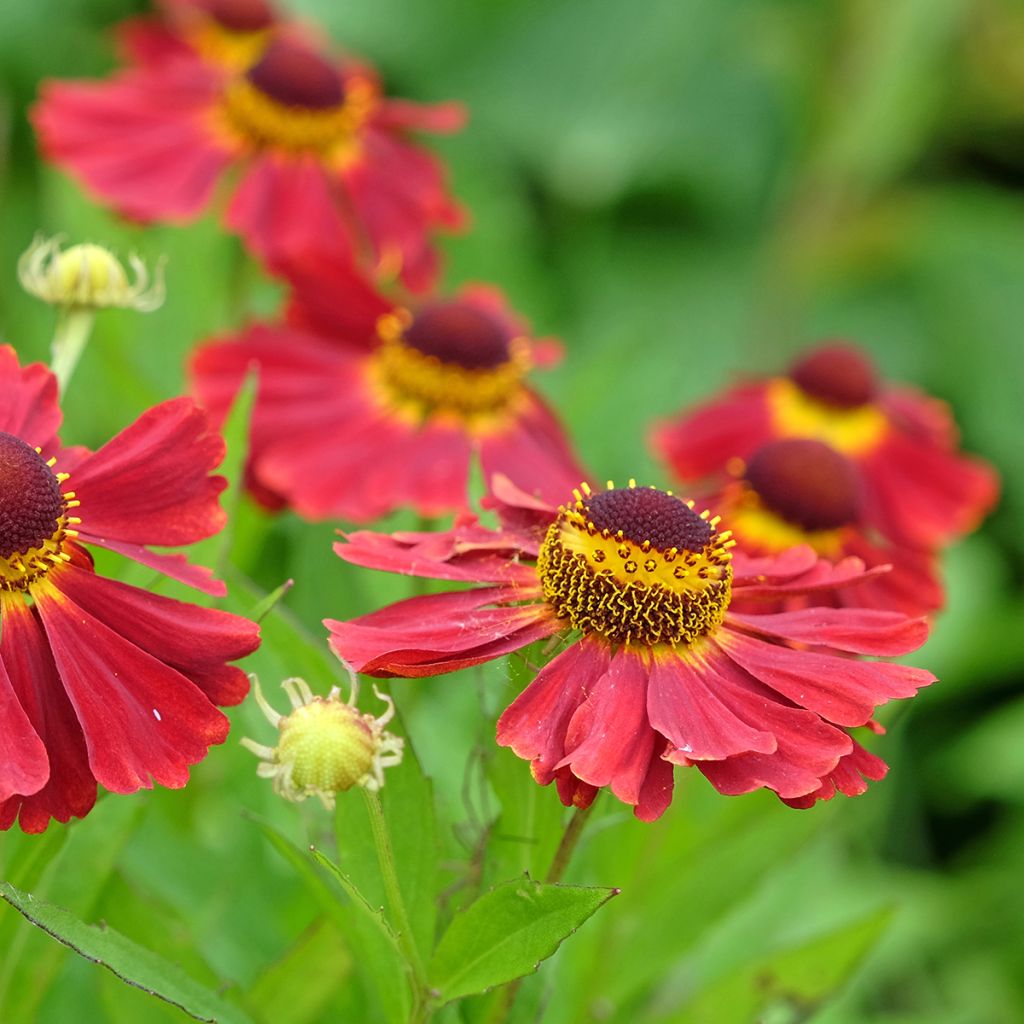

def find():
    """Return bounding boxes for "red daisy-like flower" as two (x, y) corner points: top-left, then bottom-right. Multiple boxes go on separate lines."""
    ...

(651, 342), (999, 549)
(698, 438), (944, 618)
(0, 346), (259, 833)
(33, 30), (465, 291)
(189, 258), (586, 521)
(326, 476), (934, 820)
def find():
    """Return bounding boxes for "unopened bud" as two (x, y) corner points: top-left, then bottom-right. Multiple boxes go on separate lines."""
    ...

(19, 235), (165, 312)
(242, 674), (403, 809)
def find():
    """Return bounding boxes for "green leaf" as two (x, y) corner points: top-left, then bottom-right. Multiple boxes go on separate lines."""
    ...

(671, 908), (893, 1024)
(250, 817), (410, 1024)
(428, 876), (616, 1004)
(0, 882), (253, 1024)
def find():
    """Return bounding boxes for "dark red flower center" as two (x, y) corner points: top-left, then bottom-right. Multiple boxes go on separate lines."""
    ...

(585, 487), (713, 552)
(0, 431), (65, 560)
(246, 39), (344, 110)
(789, 343), (878, 408)
(403, 303), (512, 370)
(744, 439), (862, 531)
(206, 0), (276, 32)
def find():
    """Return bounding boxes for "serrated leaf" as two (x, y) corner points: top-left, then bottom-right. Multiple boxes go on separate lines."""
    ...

(672, 908), (893, 1024)
(0, 882), (252, 1024)
(428, 876), (616, 1004)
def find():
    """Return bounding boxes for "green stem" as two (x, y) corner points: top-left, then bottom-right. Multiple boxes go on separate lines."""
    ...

(50, 308), (96, 395)
(362, 789), (431, 1022)
(489, 799), (599, 1024)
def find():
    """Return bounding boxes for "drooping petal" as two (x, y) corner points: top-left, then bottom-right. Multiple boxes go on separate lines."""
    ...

(71, 397), (227, 548)
(558, 648), (655, 806)
(0, 598), (96, 833)
(782, 737), (888, 808)
(0, 602), (50, 802)
(498, 640), (609, 782)
(49, 563), (257, 705)
(725, 607), (929, 657)
(34, 584), (230, 794)
(327, 588), (557, 677)
(373, 98), (467, 134)
(646, 646), (777, 761)
(717, 629), (936, 728)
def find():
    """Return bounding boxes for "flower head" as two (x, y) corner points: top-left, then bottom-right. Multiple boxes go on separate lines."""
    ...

(189, 258), (585, 521)
(33, 32), (465, 290)
(651, 341), (999, 550)
(327, 476), (935, 821)
(242, 674), (403, 808)
(705, 438), (944, 617)
(0, 346), (260, 833)
(19, 236), (165, 312)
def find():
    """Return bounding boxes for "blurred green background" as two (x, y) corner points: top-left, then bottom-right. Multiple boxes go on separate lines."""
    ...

(2, 1), (1023, 1021)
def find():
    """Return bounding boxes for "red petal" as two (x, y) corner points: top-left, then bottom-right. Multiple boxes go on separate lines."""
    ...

(0, 599), (96, 832)
(718, 629), (935, 727)
(0, 607), (50, 802)
(33, 68), (233, 222)
(782, 738), (888, 808)
(34, 584), (229, 794)
(480, 391), (589, 509)
(72, 397), (227, 547)
(497, 640), (609, 778)
(326, 588), (557, 677)
(650, 382), (772, 482)
(373, 98), (467, 134)
(283, 256), (392, 343)
(725, 607), (929, 656)
(0, 346), (61, 449)
(646, 647), (777, 761)
(50, 563), (258, 705)
(226, 154), (356, 271)
(635, 746), (675, 822)
(559, 649), (655, 805)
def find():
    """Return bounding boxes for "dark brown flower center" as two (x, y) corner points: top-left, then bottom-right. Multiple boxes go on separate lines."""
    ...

(246, 39), (344, 110)
(207, 0), (276, 32)
(789, 343), (877, 409)
(0, 432), (65, 560)
(586, 487), (713, 552)
(537, 484), (733, 647)
(744, 438), (862, 531)
(403, 303), (512, 370)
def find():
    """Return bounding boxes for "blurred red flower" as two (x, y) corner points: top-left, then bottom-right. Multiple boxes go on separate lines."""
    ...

(0, 346), (259, 833)
(190, 259), (586, 521)
(651, 342), (999, 550)
(695, 438), (945, 618)
(33, 27), (465, 291)
(327, 476), (934, 820)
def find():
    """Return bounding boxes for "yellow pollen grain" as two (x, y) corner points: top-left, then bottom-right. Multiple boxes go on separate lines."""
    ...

(767, 377), (888, 456)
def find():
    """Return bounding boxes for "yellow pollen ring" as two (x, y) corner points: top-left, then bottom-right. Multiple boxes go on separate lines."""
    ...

(217, 75), (375, 158)
(767, 378), (888, 456)
(369, 311), (531, 429)
(190, 23), (271, 71)
(0, 469), (76, 593)
(537, 485), (735, 648)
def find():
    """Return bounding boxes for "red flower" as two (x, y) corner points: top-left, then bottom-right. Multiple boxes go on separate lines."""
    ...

(326, 476), (934, 820)
(698, 438), (944, 618)
(651, 342), (999, 550)
(189, 258), (586, 521)
(33, 30), (465, 291)
(0, 346), (259, 833)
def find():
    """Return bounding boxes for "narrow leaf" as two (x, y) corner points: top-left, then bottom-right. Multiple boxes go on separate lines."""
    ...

(0, 882), (252, 1024)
